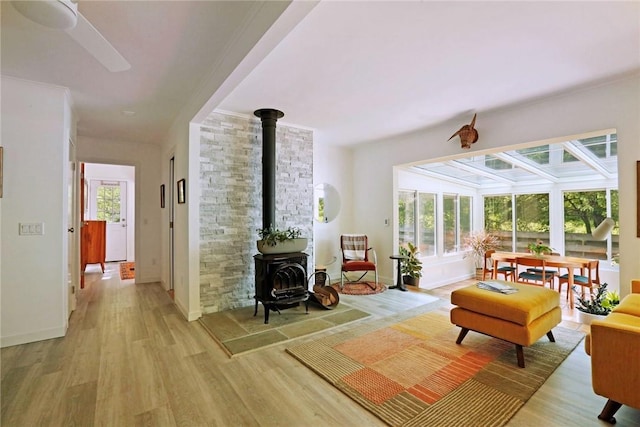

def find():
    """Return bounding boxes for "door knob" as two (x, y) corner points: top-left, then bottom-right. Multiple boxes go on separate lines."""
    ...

(68, 227), (75, 232)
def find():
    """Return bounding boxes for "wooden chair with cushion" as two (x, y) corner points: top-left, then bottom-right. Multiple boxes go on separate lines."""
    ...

(525, 252), (561, 280)
(557, 259), (600, 300)
(482, 249), (516, 281)
(340, 234), (377, 288)
(516, 257), (556, 288)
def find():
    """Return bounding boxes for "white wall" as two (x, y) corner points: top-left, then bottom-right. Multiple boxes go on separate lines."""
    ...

(351, 75), (640, 296)
(158, 122), (199, 321)
(1, 77), (74, 347)
(77, 137), (161, 284)
(313, 144), (354, 281)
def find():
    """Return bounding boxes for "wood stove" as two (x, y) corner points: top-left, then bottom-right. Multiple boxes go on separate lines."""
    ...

(254, 253), (309, 324)
(253, 108), (309, 324)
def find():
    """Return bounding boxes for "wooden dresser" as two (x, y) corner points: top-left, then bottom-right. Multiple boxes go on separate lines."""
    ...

(81, 220), (106, 273)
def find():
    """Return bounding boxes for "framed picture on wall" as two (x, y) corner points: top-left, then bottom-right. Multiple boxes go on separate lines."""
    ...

(177, 179), (186, 204)
(160, 184), (165, 208)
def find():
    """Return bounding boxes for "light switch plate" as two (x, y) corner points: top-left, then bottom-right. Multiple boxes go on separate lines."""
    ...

(19, 222), (44, 235)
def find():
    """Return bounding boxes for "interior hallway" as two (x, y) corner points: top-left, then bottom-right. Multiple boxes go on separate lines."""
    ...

(2, 264), (639, 426)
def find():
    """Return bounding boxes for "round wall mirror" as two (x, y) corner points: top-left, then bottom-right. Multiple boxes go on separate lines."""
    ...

(314, 183), (341, 223)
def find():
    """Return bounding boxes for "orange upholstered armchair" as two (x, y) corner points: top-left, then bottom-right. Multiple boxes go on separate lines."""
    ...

(340, 234), (377, 288)
(585, 280), (640, 423)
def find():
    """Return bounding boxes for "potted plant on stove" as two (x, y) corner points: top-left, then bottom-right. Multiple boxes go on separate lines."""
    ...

(463, 231), (500, 280)
(256, 225), (308, 254)
(399, 242), (423, 287)
(575, 282), (619, 325)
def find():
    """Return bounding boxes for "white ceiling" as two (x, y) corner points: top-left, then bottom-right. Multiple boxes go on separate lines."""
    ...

(220, 1), (640, 146)
(1, 0), (290, 144)
(2, 1), (639, 147)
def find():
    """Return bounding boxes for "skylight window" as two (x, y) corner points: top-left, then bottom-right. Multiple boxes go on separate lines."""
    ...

(410, 131), (617, 186)
(484, 155), (512, 170)
(516, 145), (550, 165)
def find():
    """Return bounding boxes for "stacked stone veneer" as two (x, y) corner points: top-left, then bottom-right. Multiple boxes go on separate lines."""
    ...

(199, 111), (313, 314)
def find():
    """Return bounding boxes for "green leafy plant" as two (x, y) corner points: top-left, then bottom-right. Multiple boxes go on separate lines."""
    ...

(602, 289), (620, 310)
(527, 239), (553, 256)
(399, 242), (423, 278)
(256, 225), (302, 247)
(575, 282), (619, 315)
(463, 231), (500, 269)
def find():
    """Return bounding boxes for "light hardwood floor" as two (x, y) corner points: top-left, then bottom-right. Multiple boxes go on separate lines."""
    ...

(2, 265), (639, 426)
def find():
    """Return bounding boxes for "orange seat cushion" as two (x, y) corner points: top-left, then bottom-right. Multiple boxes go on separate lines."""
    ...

(451, 281), (559, 326)
(342, 261), (375, 271)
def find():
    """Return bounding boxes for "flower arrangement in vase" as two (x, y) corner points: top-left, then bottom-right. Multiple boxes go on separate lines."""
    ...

(463, 231), (500, 279)
(527, 239), (553, 256)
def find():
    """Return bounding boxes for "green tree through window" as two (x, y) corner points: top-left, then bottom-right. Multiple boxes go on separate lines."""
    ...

(97, 185), (121, 223)
(564, 190), (618, 260)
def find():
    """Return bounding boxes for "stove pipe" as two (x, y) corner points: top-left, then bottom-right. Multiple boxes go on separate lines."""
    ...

(254, 108), (284, 230)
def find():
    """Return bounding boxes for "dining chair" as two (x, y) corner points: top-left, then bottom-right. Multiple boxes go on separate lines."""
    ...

(557, 259), (600, 300)
(525, 252), (561, 279)
(482, 249), (516, 281)
(516, 257), (556, 288)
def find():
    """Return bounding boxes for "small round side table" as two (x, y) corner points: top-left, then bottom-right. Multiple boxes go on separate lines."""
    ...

(389, 255), (408, 292)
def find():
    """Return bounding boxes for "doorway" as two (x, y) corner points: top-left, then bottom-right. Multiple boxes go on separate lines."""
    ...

(83, 163), (135, 264)
(89, 180), (127, 261)
(169, 156), (175, 296)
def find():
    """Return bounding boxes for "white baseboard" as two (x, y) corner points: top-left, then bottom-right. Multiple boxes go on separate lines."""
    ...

(174, 296), (201, 322)
(419, 273), (474, 290)
(1, 325), (66, 348)
(135, 275), (161, 285)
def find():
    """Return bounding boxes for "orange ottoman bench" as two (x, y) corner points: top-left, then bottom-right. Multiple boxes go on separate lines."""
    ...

(450, 281), (561, 368)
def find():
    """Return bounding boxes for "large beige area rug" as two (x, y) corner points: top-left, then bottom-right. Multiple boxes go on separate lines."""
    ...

(199, 302), (370, 357)
(286, 307), (584, 427)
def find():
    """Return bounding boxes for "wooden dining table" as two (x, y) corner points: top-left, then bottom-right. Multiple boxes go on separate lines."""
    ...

(490, 251), (592, 308)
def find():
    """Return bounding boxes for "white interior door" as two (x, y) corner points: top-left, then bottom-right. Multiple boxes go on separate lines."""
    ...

(90, 180), (127, 262)
(67, 140), (78, 316)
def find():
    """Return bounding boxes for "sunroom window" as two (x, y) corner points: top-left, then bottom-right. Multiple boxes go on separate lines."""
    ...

(563, 189), (619, 261)
(515, 193), (550, 252)
(400, 130), (619, 274)
(398, 191), (437, 256)
(484, 194), (550, 252)
(484, 195), (512, 251)
(418, 192), (436, 256)
(444, 194), (471, 254)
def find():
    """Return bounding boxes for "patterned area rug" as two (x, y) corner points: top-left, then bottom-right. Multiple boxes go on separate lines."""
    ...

(332, 282), (387, 295)
(200, 302), (370, 357)
(119, 262), (135, 280)
(287, 308), (584, 427)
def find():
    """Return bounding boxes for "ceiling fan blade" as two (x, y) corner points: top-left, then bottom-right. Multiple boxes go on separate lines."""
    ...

(65, 12), (130, 72)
